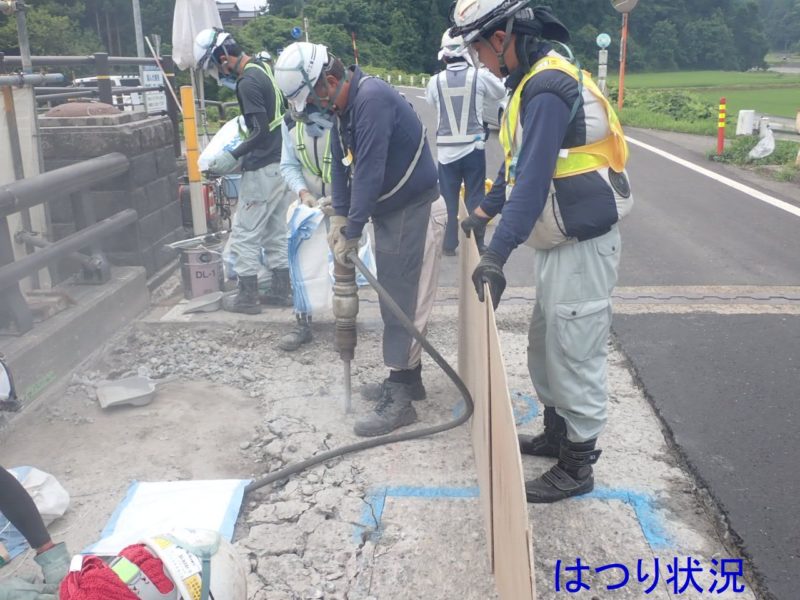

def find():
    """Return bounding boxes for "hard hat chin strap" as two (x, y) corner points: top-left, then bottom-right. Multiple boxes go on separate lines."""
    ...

(482, 15), (516, 77)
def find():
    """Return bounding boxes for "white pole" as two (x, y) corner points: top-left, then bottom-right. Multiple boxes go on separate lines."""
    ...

(598, 48), (608, 96)
(131, 0), (145, 108)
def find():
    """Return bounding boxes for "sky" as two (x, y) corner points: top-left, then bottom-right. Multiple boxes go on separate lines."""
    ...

(221, 0), (267, 10)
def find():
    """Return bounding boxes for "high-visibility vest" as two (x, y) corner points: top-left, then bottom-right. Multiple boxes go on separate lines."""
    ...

(500, 54), (629, 184)
(294, 121), (332, 185)
(243, 60), (285, 132)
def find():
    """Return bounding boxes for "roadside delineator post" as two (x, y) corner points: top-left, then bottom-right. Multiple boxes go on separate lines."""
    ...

(717, 97), (726, 156)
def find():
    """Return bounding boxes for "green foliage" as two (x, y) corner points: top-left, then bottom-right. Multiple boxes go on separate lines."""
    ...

(716, 134), (800, 165)
(617, 88), (716, 121)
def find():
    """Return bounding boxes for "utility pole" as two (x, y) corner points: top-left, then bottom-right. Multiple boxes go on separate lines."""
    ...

(132, 0), (145, 105)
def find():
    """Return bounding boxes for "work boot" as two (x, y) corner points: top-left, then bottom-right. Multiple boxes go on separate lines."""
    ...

(261, 267), (293, 306)
(278, 314), (312, 351)
(222, 275), (261, 315)
(518, 406), (566, 458)
(525, 438), (601, 503)
(361, 378), (426, 402)
(34, 542), (70, 584)
(353, 381), (418, 437)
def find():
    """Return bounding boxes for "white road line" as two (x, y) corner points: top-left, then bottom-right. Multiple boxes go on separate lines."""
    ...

(416, 95), (426, 99)
(626, 135), (800, 219)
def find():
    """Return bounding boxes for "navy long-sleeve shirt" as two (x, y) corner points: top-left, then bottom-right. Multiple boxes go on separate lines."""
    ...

(482, 90), (569, 263)
(331, 67), (439, 239)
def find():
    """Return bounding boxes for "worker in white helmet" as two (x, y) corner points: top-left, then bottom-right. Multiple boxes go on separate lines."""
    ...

(274, 42), (447, 438)
(426, 29), (505, 256)
(451, 0), (634, 503)
(194, 27), (294, 313)
(275, 49), (336, 352)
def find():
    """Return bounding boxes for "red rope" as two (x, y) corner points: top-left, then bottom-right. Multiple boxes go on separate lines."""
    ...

(60, 544), (174, 599)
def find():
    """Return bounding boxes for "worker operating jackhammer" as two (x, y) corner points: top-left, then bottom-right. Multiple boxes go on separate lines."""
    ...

(274, 42), (447, 437)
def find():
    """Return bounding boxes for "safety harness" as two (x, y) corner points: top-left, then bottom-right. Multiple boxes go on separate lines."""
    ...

(241, 60), (285, 132)
(294, 121), (332, 184)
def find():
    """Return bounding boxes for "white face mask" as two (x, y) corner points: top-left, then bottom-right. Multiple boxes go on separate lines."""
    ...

(219, 74), (238, 90)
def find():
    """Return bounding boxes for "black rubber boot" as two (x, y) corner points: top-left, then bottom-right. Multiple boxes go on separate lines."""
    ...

(361, 378), (426, 402)
(261, 267), (293, 306)
(525, 439), (601, 504)
(278, 313), (312, 351)
(518, 406), (566, 458)
(353, 381), (418, 437)
(222, 275), (261, 315)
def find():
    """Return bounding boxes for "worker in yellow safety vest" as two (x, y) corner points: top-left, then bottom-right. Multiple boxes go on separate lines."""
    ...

(275, 95), (335, 351)
(451, 0), (634, 503)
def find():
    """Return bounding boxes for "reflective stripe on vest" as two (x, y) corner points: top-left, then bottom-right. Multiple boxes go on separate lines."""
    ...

(294, 121), (332, 184)
(435, 67), (484, 146)
(500, 55), (629, 184)
(243, 61), (285, 132)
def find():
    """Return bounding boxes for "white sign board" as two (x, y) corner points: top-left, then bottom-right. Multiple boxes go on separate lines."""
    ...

(142, 66), (167, 114)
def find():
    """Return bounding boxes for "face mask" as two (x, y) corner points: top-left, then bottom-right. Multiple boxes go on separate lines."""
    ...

(219, 74), (237, 90)
(307, 110), (334, 133)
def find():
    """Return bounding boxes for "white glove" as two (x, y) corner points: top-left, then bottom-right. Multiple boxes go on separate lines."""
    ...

(299, 189), (318, 208)
(327, 215), (347, 252)
(318, 196), (335, 217)
(207, 151), (238, 175)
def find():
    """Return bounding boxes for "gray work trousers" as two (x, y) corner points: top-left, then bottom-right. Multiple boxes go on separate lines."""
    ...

(527, 225), (621, 442)
(374, 196), (446, 370)
(228, 163), (293, 278)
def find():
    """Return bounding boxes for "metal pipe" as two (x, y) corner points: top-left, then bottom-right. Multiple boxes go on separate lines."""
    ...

(15, 230), (101, 270)
(1, 55), (157, 67)
(15, 4), (32, 75)
(0, 74), (64, 86)
(0, 153), (129, 218)
(35, 90), (95, 102)
(0, 209), (137, 290)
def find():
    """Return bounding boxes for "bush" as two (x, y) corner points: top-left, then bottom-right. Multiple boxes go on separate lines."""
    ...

(715, 135), (800, 166)
(616, 88), (715, 121)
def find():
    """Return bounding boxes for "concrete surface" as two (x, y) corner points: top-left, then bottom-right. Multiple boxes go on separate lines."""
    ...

(0, 274), (760, 599)
(1, 267), (148, 408)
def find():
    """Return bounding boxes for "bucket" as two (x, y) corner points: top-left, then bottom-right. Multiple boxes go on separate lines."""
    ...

(180, 243), (224, 300)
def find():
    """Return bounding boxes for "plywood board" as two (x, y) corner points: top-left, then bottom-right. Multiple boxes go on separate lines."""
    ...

(457, 198), (536, 599)
(488, 301), (537, 600)
(457, 200), (493, 570)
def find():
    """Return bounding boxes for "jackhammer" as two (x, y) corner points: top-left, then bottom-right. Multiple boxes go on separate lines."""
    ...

(332, 261), (358, 413)
(244, 251), (474, 495)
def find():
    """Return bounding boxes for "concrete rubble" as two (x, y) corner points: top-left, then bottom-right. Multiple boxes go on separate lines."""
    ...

(0, 276), (760, 599)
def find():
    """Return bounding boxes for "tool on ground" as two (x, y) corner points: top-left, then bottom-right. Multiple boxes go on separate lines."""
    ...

(244, 250), (475, 495)
(183, 291), (224, 314)
(95, 375), (177, 409)
(332, 260), (359, 413)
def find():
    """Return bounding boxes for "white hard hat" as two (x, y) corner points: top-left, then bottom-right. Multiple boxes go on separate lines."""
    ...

(273, 42), (329, 113)
(193, 28), (233, 70)
(450, 0), (569, 45)
(439, 29), (468, 60)
(256, 50), (273, 63)
(141, 529), (246, 600)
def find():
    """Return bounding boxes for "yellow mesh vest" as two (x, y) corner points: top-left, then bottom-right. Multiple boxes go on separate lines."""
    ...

(499, 55), (628, 183)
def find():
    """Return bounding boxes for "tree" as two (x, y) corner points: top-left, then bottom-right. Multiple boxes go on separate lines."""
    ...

(647, 20), (679, 70)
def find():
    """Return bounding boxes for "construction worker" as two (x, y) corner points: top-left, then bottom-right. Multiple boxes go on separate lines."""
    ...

(426, 29), (505, 256)
(451, 0), (633, 503)
(0, 359), (70, 599)
(274, 42), (446, 437)
(276, 99), (335, 351)
(194, 28), (294, 314)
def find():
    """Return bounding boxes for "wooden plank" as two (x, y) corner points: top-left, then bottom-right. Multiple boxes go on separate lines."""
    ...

(457, 199), (493, 570)
(457, 198), (536, 599)
(487, 299), (537, 600)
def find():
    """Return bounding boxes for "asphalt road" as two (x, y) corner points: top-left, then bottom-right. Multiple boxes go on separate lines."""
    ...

(399, 83), (800, 600)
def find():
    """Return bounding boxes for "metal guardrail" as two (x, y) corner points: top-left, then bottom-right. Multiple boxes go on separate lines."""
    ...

(0, 52), (181, 156)
(0, 153), (135, 335)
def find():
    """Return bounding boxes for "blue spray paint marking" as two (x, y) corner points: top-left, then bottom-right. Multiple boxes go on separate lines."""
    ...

(353, 484), (671, 551)
(512, 391), (539, 426)
(353, 486), (479, 543)
(451, 390), (539, 425)
(581, 486), (672, 550)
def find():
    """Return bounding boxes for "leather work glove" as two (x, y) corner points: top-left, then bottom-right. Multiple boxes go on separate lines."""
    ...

(327, 215), (347, 252)
(207, 150), (238, 175)
(471, 248), (506, 310)
(318, 196), (335, 217)
(333, 235), (360, 266)
(299, 189), (318, 208)
(0, 577), (58, 600)
(461, 211), (490, 241)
